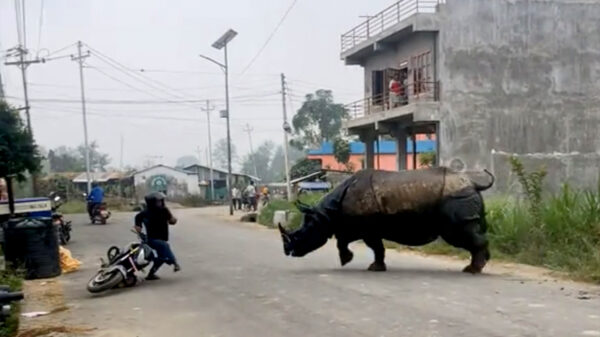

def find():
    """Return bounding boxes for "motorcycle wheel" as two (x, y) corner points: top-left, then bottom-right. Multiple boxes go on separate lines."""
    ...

(87, 269), (124, 293)
(107, 246), (120, 262)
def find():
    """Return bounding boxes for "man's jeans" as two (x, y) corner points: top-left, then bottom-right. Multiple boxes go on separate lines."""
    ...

(87, 202), (100, 217)
(147, 239), (177, 274)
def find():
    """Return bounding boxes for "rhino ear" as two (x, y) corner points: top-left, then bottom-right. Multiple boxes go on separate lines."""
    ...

(294, 200), (313, 214)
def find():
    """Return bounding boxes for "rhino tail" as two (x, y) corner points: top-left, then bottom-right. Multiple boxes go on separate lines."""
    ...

(473, 169), (495, 191)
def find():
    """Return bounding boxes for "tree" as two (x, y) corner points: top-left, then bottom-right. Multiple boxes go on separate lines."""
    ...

(0, 100), (42, 214)
(213, 138), (238, 171)
(290, 158), (321, 180)
(175, 155), (199, 169)
(333, 137), (351, 165)
(241, 140), (275, 182)
(77, 141), (110, 171)
(48, 146), (84, 172)
(48, 141), (111, 172)
(291, 89), (349, 150)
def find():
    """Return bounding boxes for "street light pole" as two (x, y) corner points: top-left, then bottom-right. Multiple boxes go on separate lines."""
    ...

(201, 29), (237, 216)
(223, 43), (233, 216)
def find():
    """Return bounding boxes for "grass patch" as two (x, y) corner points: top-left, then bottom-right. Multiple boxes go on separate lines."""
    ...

(59, 198), (137, 214)
(57, 201), (86, 214)
(258, 193), (325, 231)
(0, 270), (24, 337)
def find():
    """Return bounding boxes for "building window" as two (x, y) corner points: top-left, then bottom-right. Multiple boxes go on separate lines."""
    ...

(372, 70), (385, 106)
(411, 51), (432, 95)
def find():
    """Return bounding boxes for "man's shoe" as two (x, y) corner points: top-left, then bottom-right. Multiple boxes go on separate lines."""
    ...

(173, 264), (181, 272)
(145, 274), (160, 281)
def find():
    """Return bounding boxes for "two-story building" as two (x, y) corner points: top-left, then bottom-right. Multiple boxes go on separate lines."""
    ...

(341, 0), (600, 192)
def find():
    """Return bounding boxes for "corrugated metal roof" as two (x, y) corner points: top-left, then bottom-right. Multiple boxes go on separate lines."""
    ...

(183, 164), (261, 181)
(72, 171), (125, 183)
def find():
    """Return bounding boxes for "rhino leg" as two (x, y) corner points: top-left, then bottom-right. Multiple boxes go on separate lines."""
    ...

(336, 240), (354, 266)
(441, 220), (490, 274)
(364, 237), (386, 272)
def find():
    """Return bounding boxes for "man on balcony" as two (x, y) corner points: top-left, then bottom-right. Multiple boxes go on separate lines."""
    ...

(389, 74), (403, 108)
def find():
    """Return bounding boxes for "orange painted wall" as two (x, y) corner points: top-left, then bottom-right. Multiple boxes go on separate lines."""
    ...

(307, 153), (431, 172)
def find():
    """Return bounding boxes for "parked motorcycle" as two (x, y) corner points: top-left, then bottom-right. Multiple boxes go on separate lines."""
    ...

(86, 230), (156, 294)
(49, 193), (72, 245)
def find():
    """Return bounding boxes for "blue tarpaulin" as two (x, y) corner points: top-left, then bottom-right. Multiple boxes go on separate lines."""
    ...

(298, 181), (331, 191)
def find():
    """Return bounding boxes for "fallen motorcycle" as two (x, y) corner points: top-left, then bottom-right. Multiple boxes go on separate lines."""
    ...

(49, 193), (72, 245)
(86, 230), (156, 294)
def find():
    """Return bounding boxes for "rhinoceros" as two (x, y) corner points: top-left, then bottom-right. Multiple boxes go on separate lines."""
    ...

(278, 167), (495, 273)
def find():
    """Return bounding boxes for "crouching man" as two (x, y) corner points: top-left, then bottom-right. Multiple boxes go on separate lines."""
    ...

(134, 192), (181, 280)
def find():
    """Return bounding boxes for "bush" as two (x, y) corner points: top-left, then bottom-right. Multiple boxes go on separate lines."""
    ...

(490, 185), (600, 281)
(0, 270), (24, 337)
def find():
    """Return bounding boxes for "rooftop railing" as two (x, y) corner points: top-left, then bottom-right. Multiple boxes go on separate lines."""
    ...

(341, 0), (444, 54)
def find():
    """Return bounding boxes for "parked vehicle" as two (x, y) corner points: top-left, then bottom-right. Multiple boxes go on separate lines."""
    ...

(49, 192), (72, 245)
(87, 230), (156, 294)
(0, 285), (23, 324)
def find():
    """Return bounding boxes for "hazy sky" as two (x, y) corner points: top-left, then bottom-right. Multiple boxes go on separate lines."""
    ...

(0, 0), (384, 169)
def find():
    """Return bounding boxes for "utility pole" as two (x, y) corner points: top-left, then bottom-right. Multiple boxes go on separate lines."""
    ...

(4, 46), (42, 136)
(201, 100), (216, 201)
(243, 124), (258, 179)
(280, 73), (292, 201)
(0, 70), (5, 99)
(71, 41), (92, 194)
(4, 46), (43, 196)
(119, 134), (124, 171)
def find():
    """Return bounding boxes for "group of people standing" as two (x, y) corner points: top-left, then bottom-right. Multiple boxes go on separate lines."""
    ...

(231, 181), (269, 212)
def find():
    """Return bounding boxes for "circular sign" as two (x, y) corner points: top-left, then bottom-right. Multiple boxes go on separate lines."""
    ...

(149, 175), (168, 191)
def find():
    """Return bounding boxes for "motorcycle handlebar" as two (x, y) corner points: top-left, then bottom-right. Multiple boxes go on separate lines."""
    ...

(0, 292), (24, 303)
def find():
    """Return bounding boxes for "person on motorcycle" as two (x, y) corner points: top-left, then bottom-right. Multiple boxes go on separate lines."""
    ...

(87, 182), (104, 218)
(134, 192), (180, 280)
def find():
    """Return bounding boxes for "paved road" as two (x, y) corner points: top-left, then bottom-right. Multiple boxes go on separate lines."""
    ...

(54, 208), (600, 337)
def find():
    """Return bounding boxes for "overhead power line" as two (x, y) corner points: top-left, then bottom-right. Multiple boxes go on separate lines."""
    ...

(85, 44), (194, 102)
(239, 0), (299, 76)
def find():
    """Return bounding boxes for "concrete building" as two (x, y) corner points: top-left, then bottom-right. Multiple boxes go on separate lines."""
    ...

(307, 137), (436, 172)
(341, 0), (600, 192)
(183, 164), (260, 200)
(132, 165), (200, 200)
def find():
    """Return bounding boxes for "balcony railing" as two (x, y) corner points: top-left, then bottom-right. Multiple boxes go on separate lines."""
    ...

(345, 81), (440, 120)
(341, 0), (444, 54)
